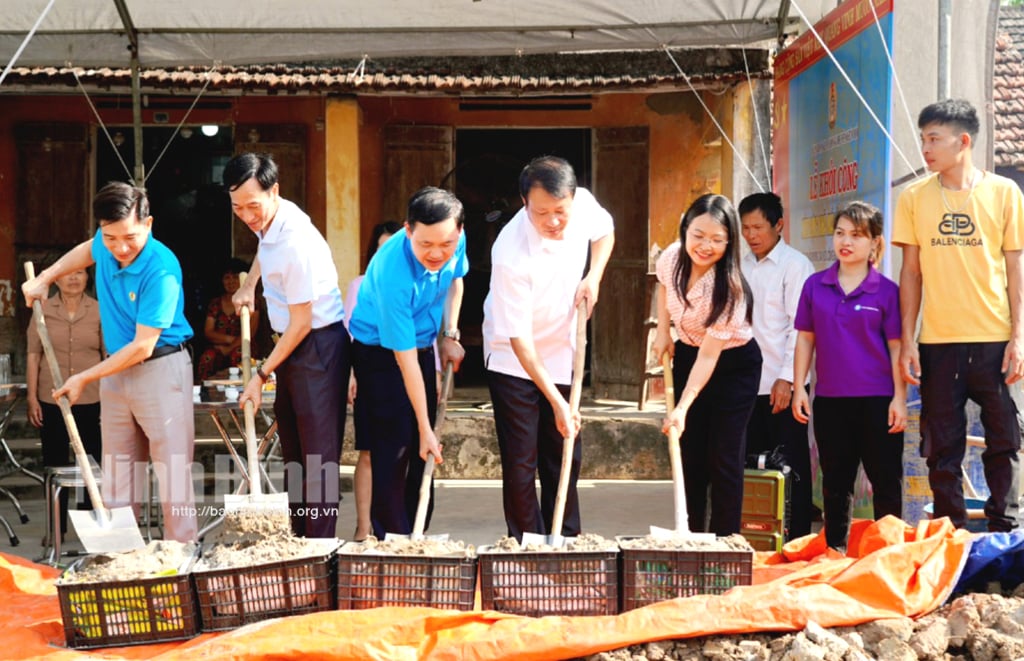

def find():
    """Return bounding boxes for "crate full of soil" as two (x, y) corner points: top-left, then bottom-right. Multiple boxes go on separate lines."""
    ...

(337, 537), (477, 610)
(617, 534), (754, 610)
(192, 534), (339, 632)
(478, 534), (619, 617)
(56, 541), (199, 649)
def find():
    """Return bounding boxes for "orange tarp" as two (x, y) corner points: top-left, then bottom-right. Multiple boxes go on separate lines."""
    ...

(3, 516), (971, 660)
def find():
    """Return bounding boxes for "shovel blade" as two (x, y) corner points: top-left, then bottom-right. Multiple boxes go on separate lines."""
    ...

(520, 531), (577, 548)
(223, 492), (290, 513)
(649, 524), (718, 541)
(68, 507), (146, 554)
(384, 532), (450, 542)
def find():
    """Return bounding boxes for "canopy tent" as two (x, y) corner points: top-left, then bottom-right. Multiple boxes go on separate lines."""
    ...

(3, 0), (834, 68)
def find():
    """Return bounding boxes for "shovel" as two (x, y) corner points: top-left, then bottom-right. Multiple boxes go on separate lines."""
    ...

(650, 352), (715, 541)
(24, 262), (145, 554)
(522, 301), (587, 548)
(386, 362), (455, 542)
(223, 272), (289, 514)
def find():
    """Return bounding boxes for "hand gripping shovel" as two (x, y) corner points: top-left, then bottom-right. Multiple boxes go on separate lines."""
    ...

(650, 353), (715, 541)
(224, 272), (289, 514)
(386, 362), (454, 542)
(25, 262), (145, 553)
(522, 301), (587, 548)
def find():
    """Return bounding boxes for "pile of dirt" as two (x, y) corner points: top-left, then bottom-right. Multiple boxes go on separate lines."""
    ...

(583, 590), (1024, 660)
(343, 535), (474, 557)
(198, 509), (330, 570)
(58, 540), (196, 583)
(490, 533), (618, 553)
(618, 533), (753, 552)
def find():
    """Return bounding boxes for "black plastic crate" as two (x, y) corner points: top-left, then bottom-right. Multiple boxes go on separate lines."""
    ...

(618, 540), (753, 610)
(57, 570), (198, 649)
(192, 539), (337, 631)
(336, 545), (477, 610)
(478, 547), (619, 616)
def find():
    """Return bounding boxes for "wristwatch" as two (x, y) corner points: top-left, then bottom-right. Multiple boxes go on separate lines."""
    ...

(442, 328), (461, 342)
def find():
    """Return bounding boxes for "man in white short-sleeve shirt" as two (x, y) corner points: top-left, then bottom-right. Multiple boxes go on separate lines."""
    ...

(226, 152), (350, 539)
(482, 156), (614, 541)
(739, 192), (815, 539)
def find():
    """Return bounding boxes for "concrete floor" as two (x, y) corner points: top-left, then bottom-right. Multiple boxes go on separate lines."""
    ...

(0, 475), (678, 567)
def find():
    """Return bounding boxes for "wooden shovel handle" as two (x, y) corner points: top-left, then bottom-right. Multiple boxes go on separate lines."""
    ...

(236, 272), (261, 496)
(550, 302), (588, 542)
(24, 262), (110, 522)
(662, 352), (690, 533)
(411, 362), (455, 539)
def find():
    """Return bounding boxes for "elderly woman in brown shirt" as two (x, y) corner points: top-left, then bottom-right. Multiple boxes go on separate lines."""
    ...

(26, 268), (103, 537)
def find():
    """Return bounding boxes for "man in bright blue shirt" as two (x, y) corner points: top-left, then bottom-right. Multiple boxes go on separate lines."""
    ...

(349, 186), (468, 538)
(22, 181), (198, 543)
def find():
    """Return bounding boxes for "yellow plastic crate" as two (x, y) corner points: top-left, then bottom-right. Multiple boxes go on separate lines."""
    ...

(742, 531), (783, 552)
(742, 469), (786, 520)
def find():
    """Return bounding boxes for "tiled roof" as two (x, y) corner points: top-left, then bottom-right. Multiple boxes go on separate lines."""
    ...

(995, 6), (1024, 168)
(0, 49), (768, 96)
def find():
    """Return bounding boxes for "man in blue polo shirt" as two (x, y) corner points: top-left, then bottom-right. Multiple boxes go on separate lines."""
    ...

(348, 187), (468, 538)
(22, 181), (198, 543)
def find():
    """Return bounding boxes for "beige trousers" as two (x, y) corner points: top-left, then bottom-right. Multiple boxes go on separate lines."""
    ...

(99, 350), (198, 542)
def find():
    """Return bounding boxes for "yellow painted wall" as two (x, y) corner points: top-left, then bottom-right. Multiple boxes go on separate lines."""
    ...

(324, 98), (362, 290)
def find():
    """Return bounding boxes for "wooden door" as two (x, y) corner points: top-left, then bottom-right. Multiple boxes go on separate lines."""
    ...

(381, 125), (454, 221)
(591, 127), (650, 400)
(16, 123), (91, 250)
(233, 124), (307, 261)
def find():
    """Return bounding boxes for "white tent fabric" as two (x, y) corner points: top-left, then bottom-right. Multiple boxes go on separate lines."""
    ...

(2, 0), (835, 67)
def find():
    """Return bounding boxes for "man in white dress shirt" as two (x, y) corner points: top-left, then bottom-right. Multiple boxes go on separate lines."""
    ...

(739, 192), (815, 539)
(482, 156), (614, 542)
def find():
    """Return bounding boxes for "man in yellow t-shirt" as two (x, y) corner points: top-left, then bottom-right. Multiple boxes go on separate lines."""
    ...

(893, 98), (1024, 532)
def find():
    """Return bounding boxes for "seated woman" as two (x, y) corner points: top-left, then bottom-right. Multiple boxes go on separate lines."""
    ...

(197, 259), (257, 382)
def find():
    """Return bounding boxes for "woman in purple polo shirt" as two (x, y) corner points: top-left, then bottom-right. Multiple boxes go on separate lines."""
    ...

(792, 201), (906, 553)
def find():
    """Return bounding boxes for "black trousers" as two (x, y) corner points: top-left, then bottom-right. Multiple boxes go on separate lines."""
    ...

(746, 393), (813, 538)
(353, 340), (438, 539)
(813, 396), (903, 549)
(673, 339), (761, 536)
(487, 371), (581, 541)
(920, 342), (1022, 531)
(275, 321), (350, 538)
(40, 401), (102, 534)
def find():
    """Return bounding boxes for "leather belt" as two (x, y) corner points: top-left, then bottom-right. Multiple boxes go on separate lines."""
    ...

(143, 342), (187, 363)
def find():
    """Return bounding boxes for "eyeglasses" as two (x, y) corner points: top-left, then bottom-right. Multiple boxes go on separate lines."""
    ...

(686, 231), (729, 248)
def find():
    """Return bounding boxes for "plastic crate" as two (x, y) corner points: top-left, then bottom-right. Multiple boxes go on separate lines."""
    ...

(336, 544), (477, 610)
(742, 530), (783, 552)
(192, 539), (337, 631)
(743, 469), (786, 520)
(478, 546), (619, 616)
(618, 539), (753, 611)
(57, 569), (198, 649)
(740, 517), (785, 536)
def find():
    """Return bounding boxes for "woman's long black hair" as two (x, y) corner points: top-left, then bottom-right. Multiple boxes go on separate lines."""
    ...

(672, 193), (753, 327)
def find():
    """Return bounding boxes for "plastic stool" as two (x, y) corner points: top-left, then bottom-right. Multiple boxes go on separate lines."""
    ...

(41, 462), (101, 567)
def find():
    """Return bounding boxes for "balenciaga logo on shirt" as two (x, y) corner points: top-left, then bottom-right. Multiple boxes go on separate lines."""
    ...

(932, 213), (982, 247)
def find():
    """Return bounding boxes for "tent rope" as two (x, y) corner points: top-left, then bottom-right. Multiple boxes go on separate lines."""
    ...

(868, 0), (928, 176)
(0, 0), (56, 88)
(351, 55), (368, 81)
(741, 46), (772, 185)
(789, 0), (919, 179)
(144, 69), (215, 184)
(73, 68), (135, 184)
(662, 46), (766, 194)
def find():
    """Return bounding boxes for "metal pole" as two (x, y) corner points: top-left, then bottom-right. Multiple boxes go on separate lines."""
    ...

(938, 0), (951, 100)
(130, 46), (144, 185)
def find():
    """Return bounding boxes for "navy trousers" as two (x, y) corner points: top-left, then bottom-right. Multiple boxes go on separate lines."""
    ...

(487, 371), (581, 542)
(672, 339), (761, 536)
(274, 321), (350, 538)
(352, 340), (438, 539)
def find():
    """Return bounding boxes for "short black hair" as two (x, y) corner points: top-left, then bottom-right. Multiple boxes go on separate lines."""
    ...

(518, 156), (577, 200)
(222, 258), (250, 277)
(407, 187), (464, 228)
(367, 220), (402, 262)
(918, 99), (980, 141)
(223, 152), (279, 192)
(93, 181), (149, 225)
(738, 192), (784, 227)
